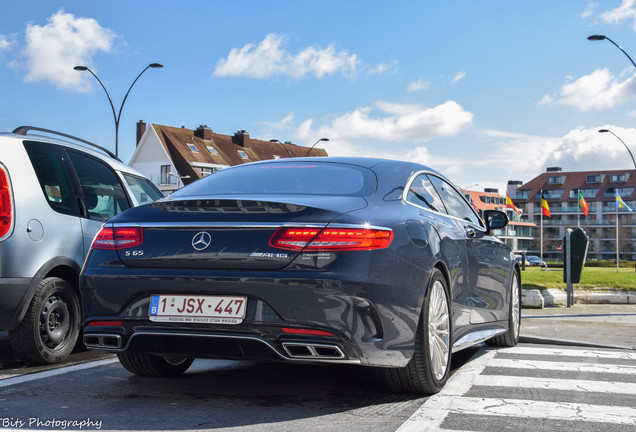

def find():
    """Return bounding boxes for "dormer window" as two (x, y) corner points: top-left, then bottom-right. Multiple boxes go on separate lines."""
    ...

(237, 150), (248, 159)
(586, 174), (601, 183)
(547, 176), (564, 184)
(187, 144), (198, 153)
(611, 173), (627, 182)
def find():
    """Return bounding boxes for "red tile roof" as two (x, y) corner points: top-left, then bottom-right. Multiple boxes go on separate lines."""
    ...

(151, 124), (327, 185)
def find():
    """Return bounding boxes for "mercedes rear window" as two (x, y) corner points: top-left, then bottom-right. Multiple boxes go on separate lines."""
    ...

(171, 162), (376, 197)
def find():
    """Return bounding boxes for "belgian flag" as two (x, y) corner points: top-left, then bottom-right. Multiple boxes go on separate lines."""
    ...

(541, 192), (551, 217)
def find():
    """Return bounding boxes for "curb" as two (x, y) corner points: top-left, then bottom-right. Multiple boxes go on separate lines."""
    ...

(519, 334), (636, 351)
(522, 288), (635, 308)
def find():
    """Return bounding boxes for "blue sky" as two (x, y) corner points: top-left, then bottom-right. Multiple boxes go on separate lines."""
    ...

(2, 1), (636, 193)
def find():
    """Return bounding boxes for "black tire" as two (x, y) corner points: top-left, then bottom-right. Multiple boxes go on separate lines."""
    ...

(9, 277), (80, 365)
(487, 270), (521, 347)
(383, 268), (452, 394)
(117, 352), (194, 377)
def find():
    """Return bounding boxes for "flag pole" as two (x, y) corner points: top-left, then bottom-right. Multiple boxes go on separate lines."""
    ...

(616, 195), (620, 273)
(577, 188), (580, 228)
(540, 189), (544, 264)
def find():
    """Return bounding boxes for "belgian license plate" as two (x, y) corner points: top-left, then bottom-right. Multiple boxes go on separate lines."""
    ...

(149, 295), (247, 324)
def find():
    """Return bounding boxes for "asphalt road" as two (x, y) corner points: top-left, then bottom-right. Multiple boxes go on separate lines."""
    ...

(0, 334), (479, 432)
(2, 333), (635, 432)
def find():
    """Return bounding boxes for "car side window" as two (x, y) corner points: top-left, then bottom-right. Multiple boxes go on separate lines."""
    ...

(123, 173), (163, 205)
(23, 141), (81, 218)
(428, 175), (482, 226)
(406, 174), (447, 214)
(66, 151), (131, 221)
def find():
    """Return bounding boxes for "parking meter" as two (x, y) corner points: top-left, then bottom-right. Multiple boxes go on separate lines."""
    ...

(563, 228), (589, 284)
(563, 227), (589, 306)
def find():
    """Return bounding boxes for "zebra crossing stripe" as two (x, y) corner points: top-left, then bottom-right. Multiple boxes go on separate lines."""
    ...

(397, 346), (636, 432)
(488, 358), (636, 374)
(500, 346), (636, 360)
(415, 395), (636, 425)
(473, 374), (636, 395)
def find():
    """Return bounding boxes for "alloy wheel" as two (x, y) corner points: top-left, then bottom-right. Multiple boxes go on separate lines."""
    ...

(427, 280), (450, 380)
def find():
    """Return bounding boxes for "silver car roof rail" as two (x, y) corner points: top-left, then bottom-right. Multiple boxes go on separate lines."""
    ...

(12, 126), (121, 161)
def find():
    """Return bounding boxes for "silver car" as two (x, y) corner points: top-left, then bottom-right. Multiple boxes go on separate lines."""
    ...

(0, 126), (162, 364)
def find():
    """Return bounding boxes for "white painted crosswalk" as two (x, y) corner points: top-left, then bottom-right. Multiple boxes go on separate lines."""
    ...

(397, 345), (636, 432)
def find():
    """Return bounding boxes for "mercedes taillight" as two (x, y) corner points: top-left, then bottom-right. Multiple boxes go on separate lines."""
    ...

(269, 227), (393, 251)
(91, 226), (144, 250)
(0, 164), (13, 240)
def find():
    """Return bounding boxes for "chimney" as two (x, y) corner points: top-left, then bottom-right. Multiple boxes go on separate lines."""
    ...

(232, 129), (249, 147)
(546, 167), (562, 172)
(136, 120), (146, 146)
(194, 125), (213, 140)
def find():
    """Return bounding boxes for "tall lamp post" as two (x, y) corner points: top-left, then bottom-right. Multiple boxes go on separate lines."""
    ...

(74, 63), (163, 157)
(598, 129), (636, 272)
(305, 138), (329, 156)
(587, 35), (636, 68)
(269, 139), (293, 157)
(598, 129), (636, 169)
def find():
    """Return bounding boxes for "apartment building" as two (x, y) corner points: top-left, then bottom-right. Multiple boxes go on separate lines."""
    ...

(508, 167), (636, 261)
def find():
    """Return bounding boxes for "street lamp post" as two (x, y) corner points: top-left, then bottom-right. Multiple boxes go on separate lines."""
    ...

(587, 35), (636, 69)
(598, 129), (636, 272)
(269, 139), (293, 157)
(598, 129), (636, 170)
(74, 63), (163, 157)
(305, 138), (329, 157)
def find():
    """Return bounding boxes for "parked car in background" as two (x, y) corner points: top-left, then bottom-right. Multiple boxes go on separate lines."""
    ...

(80, 157), (520, 394)
(526, 255), (547, 267)
(0, 126), (163, 365)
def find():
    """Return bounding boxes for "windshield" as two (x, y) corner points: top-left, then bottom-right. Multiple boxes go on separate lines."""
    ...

(170, 161), (376, 197)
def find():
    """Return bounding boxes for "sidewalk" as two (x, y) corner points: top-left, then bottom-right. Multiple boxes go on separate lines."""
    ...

(521, 303), (636, 350)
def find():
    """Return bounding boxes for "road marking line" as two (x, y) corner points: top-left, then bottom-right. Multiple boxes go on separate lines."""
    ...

(398, 346), (636, 432)
(0, 358), (119, 388)
(473, 374), (636, 395)
(404, 395), (636, 426)
(500, 345), (636, 360)
(488, 358), (636, 374)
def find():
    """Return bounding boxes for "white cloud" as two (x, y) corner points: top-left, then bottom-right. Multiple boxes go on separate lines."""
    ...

(581, 3), (598, 19)
(600, 0), (636, 28)
(473, 126), (636, 190)
(0, 35), (14, 52)
(368, 61), (398, 76)
(547, 126), (636, 171)
(294, 100), (473, 146)
(214, 33), (360, 80)
(451, 71), (466, 84)
(537, 94), (554, 105)
(541, 68), (636, 111)
(407, 78), (430, 92)
(260, 112), (295, 130)
(18, 10), (117, 92)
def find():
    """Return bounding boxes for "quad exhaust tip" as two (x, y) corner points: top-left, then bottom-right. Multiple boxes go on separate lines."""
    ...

(282, 342), (345, 359)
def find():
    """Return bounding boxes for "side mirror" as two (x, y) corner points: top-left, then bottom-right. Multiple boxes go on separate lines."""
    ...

(484, 210), (508, 234)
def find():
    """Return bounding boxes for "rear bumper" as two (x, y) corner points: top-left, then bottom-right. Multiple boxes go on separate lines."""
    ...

(83, 324), (360, 365)
(80, 267), (426, 367)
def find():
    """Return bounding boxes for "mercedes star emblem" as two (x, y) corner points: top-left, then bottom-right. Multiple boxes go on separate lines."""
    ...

(192, 232), (212, 251)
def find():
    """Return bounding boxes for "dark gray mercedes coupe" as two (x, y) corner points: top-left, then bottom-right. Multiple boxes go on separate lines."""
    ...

(80, 157), (520, 394)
